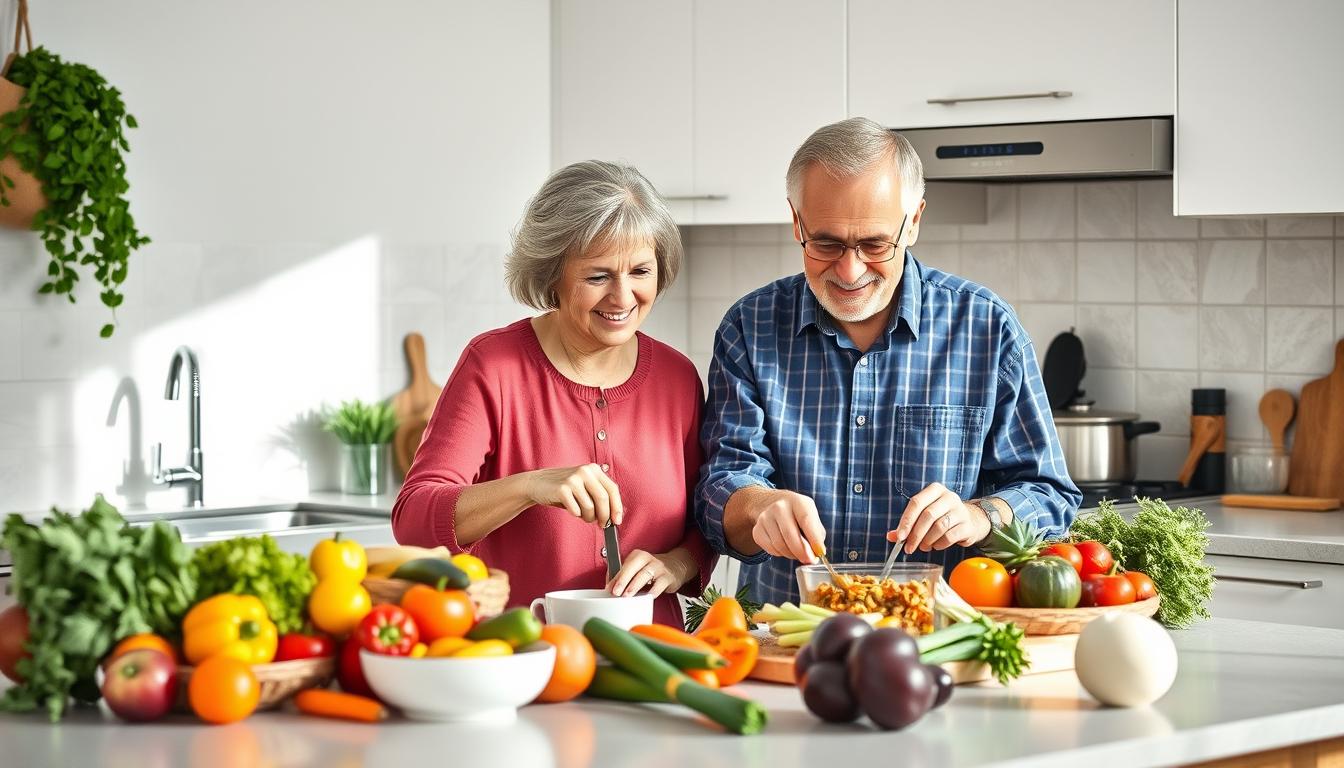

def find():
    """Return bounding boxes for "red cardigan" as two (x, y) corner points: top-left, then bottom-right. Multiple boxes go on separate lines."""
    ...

(393, 319), (715, 626)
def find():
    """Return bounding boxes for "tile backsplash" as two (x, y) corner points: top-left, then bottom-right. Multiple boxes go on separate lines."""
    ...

(675, 179), (1344, 482)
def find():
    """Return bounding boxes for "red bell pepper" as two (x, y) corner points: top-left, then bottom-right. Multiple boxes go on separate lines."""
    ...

(356, 604), (420, 656)
(274, 632), (336, 662)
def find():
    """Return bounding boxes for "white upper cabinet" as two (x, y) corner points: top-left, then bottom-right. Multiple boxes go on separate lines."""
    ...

(552, 1), (695, 222)
(1175, 0), (1344, 215)
(693, 1), (845, 224)
(552, 0), (844, 225)
(848, 0), (1174, 129)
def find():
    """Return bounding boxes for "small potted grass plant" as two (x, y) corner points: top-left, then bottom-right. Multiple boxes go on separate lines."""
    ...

(325, 399), (398, 495)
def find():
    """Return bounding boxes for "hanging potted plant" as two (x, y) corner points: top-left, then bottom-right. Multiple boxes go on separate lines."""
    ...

(0, 0), (149, 337)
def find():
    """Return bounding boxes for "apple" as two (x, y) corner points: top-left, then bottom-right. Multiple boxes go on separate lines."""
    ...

(100, 648), (178, 722)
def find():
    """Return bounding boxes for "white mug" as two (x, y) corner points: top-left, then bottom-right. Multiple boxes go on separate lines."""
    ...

(529, 588), (654, 630)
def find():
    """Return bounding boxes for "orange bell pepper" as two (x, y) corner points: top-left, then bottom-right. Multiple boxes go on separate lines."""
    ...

(695, 626), (758, 686)
(698, 596), (749, 633)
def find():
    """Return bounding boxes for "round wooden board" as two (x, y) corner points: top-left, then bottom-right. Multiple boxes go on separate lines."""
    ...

(976, 595), (1160, 635)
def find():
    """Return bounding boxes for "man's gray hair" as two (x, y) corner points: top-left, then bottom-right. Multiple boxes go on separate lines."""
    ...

(507, 160), (683, 311)
(786, 117), (925, 214)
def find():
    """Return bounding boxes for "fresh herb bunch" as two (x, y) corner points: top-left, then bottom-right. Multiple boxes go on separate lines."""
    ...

(191, 535), (318, 634)
(1, 47), (150, 338)
(0, 496), (196, 721)
(324, 399), (398, 445)
(683, 583), (763, 633)
(1068, 497), (1215, 629)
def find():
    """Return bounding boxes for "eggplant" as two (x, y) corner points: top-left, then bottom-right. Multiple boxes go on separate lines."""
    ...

(925, 664), (955, 709)
(800, 661), (861, 723)
(846, 628), (934, 731)
(811, 613), (873, 663)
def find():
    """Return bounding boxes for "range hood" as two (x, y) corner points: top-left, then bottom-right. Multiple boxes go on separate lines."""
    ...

(898, 117), (1172, 181)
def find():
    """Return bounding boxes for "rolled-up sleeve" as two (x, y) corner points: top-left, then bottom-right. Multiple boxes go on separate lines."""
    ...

(979, 339), (1082, 539)
(694, 309), (776, 564)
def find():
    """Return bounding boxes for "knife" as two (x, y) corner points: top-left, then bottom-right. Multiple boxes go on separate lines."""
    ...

(603, 521), (622, 579)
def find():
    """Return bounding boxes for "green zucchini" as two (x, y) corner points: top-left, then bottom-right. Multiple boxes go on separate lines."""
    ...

(585, 666), (670, 703)
(390, 558), (470, 590)
(583, 617), (768, 735)
(630, 634), (727, 670)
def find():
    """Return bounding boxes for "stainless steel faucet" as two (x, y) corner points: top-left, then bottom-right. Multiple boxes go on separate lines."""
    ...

(152, 346), (204, 507)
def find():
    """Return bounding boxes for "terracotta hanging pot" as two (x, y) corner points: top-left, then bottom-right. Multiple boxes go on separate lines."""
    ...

(0, 0), (47, 230)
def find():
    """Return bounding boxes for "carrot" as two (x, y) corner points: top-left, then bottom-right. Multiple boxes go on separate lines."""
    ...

(630, 624), (717, 654)
(294, 689), (387, 723)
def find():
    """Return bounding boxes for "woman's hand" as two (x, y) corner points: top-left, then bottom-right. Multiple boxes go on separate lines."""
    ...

(607, 548), (695, 598)
(525, 464), (624, 527)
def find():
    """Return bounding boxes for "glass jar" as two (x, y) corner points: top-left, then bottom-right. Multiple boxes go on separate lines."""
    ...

(1228, 446), (1290, 494)
(341, 443), (390, 495)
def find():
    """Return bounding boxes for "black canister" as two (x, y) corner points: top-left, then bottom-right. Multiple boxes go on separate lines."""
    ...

(1189, 388), (1226, 492)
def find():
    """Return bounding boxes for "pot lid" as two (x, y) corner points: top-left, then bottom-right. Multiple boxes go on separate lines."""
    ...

(1052, 401), (1143, 424)
(1041, 330), (1086, 410)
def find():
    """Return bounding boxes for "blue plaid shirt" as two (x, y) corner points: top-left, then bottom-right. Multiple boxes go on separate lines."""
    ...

(694, 250), (1081, 607)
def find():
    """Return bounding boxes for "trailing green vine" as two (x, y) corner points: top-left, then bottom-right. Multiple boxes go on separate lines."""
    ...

(1, 47), (149, 338)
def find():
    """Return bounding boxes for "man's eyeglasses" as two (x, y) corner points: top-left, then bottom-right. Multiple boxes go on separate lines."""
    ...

(796, 211), (908, 264)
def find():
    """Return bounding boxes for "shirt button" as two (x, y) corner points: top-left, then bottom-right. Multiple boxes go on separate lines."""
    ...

(596, 398), (607, 409)
(853, 483), (864, 494)
(597, 430), (607, 441)
(600, 547), (607, 557)
(859, 356), (869, 367)
(855, 415), (867, 426)
(847, 550), (859, 561)
(600, 463), (610, 472)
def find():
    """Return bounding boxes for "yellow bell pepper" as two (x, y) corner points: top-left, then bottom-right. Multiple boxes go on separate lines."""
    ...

(183, 594), (278, 665)
(310, 533), (368, 582)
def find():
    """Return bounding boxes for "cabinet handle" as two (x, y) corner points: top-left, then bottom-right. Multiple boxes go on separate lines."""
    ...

(1214, 574), (1323, 589)
(662, 194), (729, 201)
(927, 90), (1073, 106)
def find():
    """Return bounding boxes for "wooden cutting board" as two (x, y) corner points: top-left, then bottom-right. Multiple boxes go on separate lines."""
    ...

(1288, 338), (1344, 503)
(748, 632), (1078, 686)
(1221, 494), (1340, 511)
(391, 332), (441, 477)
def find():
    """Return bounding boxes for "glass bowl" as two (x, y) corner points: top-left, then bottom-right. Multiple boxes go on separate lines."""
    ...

(1229, 446), (1290, 493)
(795, 562), (942, 635)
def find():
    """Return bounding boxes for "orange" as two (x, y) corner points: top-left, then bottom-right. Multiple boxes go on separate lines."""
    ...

(949, 556), (1014, 608)
(535, 625), (596, 703)
(188, 656), (260, 725)
(109, 633), (180, 665)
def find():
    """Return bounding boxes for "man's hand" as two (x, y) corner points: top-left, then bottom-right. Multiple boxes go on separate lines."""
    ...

(733, 488), (827, 563)
(887, 482), (991, 553)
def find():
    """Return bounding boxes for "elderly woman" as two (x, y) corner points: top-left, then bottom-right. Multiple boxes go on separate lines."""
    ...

(393, 160), (714, 626)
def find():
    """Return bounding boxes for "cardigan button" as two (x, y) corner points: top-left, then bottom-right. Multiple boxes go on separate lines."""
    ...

(600, 463), (610, 472)
(596, 398), (607, 409)
(597, 430), (607, 441)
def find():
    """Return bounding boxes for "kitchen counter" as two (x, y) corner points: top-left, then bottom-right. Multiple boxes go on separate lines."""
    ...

(3, 618), (1343, 767)
(1098, 496), (1344, 565)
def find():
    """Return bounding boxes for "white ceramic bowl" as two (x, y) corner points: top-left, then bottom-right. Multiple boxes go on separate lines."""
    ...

(360, 644), (556, 722)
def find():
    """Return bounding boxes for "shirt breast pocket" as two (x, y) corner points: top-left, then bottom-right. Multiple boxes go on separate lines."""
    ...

(894, 405), (987, 500)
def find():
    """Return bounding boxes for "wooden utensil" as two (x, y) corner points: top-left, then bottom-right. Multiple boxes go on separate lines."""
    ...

(1221, 494), (1340, 512)
(1177, 417), (1224, 487)
(1289, 339), (1344, 503)
(1258, 389), (1295, 453)
(748, 632), (1080, 686)
(390, 333), (442, 478)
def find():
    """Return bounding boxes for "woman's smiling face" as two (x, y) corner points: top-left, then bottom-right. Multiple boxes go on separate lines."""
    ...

(554, 238), (659, 352)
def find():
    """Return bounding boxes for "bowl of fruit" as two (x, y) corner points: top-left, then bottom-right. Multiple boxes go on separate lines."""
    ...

(955, 519), (1159, 635)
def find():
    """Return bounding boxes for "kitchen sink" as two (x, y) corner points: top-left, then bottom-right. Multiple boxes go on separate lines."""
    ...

(122, 503), (395, 551)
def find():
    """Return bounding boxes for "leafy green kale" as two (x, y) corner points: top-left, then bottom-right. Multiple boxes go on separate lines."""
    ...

(191, 535), (316, 633)
(1, 496), (196, 720)
(1068, 497), (1215, 629)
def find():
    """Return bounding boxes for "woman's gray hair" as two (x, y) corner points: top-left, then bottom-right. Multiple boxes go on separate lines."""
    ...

(506, 160), (683, 311)
(785, 117), (925, 214)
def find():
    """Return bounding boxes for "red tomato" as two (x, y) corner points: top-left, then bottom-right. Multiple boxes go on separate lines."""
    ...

(1123, 571), (1158, 601)
(1075, 540), (1115, 578)
(1041, 543), (1084, 576)
(949, 557), (1013, 607)
(0, 605), (31, 683)
(337, 637), (376, 698)
(1079, 574), (1137, 607)
(274, 633), (336, 662)
(399, 585), (475, 643)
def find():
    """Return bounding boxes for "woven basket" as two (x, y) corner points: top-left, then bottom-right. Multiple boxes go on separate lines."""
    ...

(175, 656), (334, 712)
(977, 595), (1160, 635)
(363, 568), (510, 618)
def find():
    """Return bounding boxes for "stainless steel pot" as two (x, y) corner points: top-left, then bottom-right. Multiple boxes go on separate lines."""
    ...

(1053, 404), (1161, 486)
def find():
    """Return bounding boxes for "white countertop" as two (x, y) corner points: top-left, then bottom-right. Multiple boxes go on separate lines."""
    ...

(2, 618), (1343, 767)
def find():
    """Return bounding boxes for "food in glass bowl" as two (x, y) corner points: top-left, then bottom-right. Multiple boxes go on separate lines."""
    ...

(795, 563), (940, 635)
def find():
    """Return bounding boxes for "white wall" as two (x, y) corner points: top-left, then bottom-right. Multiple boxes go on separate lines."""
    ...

(0, 1), (550, 512)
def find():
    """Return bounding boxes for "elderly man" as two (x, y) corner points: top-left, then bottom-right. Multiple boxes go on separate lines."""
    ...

(695, 117), (1080, 605)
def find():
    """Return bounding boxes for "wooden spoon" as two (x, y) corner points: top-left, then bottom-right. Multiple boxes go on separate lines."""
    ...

(1259, 389), (1295, 454)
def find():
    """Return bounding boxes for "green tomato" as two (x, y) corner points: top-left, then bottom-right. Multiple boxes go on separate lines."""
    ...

(1014, 556), (1082, 609)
